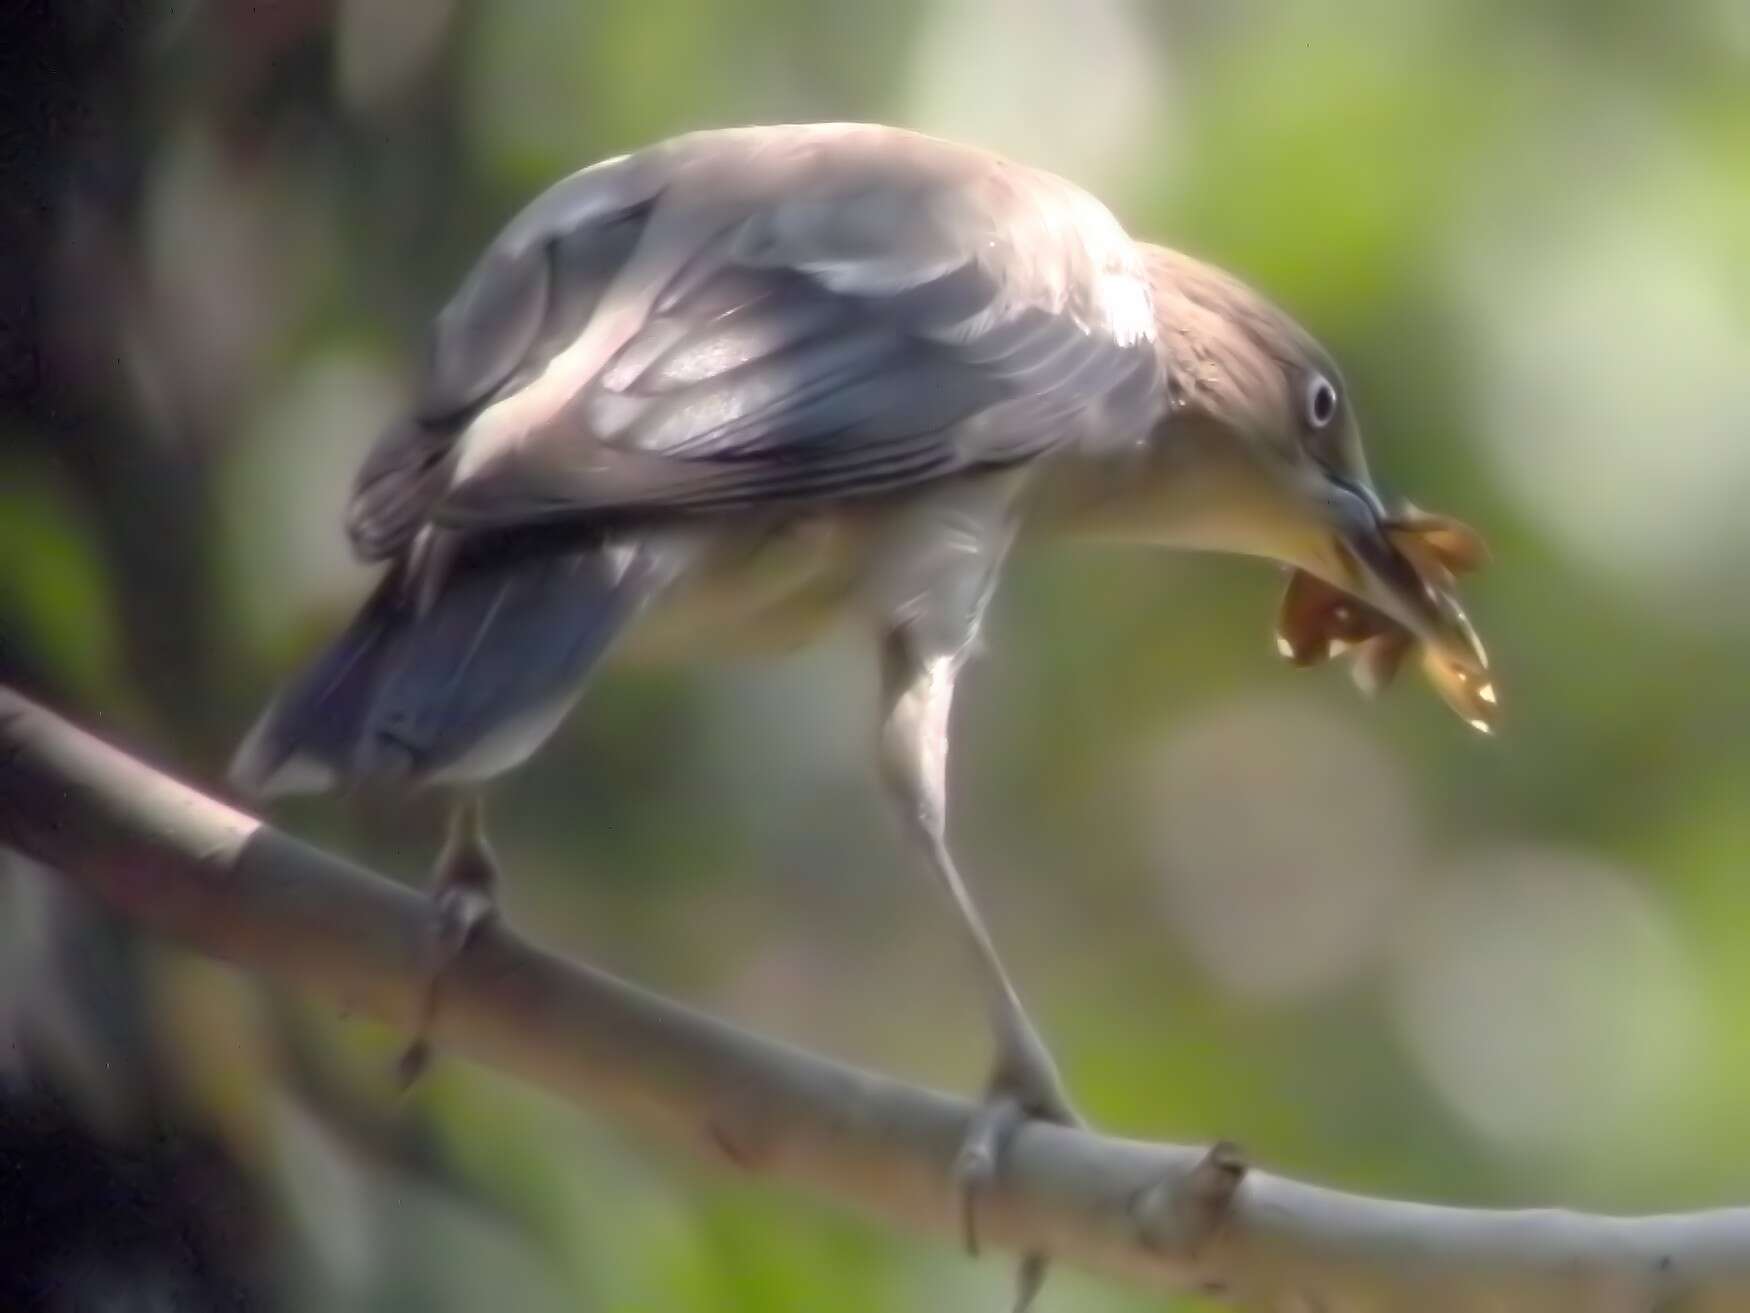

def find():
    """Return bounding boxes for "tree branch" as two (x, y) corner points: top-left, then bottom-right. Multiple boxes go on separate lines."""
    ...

(0, 687), (1744, 1310)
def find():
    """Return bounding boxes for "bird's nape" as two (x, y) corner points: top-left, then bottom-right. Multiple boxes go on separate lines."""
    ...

(1134, 241), (1495, 730)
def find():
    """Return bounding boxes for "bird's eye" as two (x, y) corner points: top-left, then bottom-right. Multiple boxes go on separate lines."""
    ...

(1304, 374), (1339, 430)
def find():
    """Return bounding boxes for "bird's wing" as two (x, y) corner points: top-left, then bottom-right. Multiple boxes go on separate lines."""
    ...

(348, 125), (1161, 556)
(347, 147), (669, 558)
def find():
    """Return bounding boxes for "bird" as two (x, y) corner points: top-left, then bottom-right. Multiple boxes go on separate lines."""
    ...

(230, 121), (1494, 1304)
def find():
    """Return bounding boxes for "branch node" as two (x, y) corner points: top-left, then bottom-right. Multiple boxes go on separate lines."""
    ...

(1130, 1139), (1247, 1263)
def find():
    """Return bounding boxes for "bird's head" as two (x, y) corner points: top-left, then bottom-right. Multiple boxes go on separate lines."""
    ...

(1119, 244), (1496, 730)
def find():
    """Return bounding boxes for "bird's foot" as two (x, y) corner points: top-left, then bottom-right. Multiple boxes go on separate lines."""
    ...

(395, 800), (500, 1091)
(956, 1014), (1080, 1313)
(394, 884), (496, 1089)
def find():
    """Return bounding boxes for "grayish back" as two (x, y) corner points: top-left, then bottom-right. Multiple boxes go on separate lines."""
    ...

(347, 123), (1165, 561)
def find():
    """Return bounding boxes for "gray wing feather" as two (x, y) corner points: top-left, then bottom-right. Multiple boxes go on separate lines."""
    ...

(418, 241), (549, 423)
(347, 151), (666, 558)
(423, 150), (669, 418)
(354, 125), (1162, 548)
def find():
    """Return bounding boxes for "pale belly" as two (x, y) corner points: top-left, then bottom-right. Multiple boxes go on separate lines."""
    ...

(615, 514), (872, 662)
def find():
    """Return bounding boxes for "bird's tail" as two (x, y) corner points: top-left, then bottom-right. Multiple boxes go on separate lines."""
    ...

(230, 534), (657, 798)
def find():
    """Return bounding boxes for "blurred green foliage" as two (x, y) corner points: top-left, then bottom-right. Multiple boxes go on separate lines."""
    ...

(3, 1), (1749, 1309)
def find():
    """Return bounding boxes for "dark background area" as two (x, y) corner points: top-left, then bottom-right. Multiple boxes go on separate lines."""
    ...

(3, 2), (1749, 1309)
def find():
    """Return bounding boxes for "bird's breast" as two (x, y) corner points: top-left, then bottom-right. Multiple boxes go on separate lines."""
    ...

(616, 513), (870, 661)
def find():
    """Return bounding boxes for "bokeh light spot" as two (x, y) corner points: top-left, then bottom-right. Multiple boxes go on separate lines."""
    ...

(1141, 694), (1421, 1001)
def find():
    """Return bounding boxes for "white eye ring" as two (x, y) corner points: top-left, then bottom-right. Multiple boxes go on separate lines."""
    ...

(1305, 374), (1339, 429)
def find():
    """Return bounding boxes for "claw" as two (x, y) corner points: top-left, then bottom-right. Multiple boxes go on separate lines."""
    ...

(394, 1035), (433, 1092)
(954, 1022), (1080, 1313)
(1012, 1251), (1047, 1313)
(394, 885), (496, 1089)
(955, 1096), (1053, 1313)
(955, 1092), (1027, 1256)
(394, 801), (500, 1090)
(434, 884), (496, 954)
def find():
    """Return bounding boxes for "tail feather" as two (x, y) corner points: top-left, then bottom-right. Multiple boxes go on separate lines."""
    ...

(230, 538), (649, 799)
(229, 571), (405, 796)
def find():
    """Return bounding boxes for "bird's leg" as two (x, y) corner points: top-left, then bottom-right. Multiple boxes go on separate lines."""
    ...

(879, 628), (1076, 1308)
(395, 792), (500, 1089)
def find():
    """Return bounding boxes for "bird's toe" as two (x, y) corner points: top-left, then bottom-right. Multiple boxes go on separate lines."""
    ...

(955, 1031), (1082, 1313)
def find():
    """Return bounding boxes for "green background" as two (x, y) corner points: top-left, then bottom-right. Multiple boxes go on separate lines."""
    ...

(3, 1), (1749, 1308)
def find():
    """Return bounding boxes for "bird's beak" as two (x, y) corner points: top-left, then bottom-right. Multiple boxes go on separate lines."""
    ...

(1281, 471), (1498, 732)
